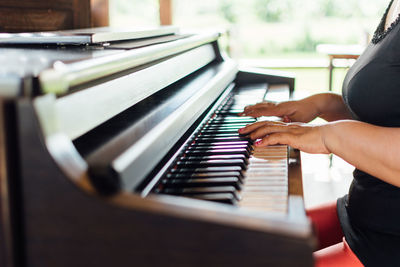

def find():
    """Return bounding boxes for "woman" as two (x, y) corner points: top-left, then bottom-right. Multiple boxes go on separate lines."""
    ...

(239, 0), (400, 266)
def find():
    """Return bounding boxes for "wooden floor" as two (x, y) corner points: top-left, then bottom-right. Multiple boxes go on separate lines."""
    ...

(301, 152), (354, 209)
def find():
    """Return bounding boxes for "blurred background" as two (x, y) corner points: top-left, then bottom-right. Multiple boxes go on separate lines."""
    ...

(110, 0), (388, 94)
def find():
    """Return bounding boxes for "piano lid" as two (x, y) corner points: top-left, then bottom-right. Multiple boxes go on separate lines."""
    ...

(0, 26), (179, 45)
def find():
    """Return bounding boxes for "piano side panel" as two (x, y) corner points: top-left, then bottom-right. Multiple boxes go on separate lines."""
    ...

(289, 148), (304, 197)
(0, 98), (26, 267)
(15, 97), (314, 267)
(0, 100), (13, 267)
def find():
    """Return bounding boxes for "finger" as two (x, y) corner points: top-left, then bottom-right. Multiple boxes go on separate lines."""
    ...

(248, 124), (291, 140)
(244, 102), (274, 111)
(238, 121), (269, 134)
(254, 133), (294, 147)
(240, 103), (279, 117)
(242, 108), (272, 118)
(238, 121), (284, 134)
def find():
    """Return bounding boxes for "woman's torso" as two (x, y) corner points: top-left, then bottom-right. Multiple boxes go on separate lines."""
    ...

(340, 0), (400, 265)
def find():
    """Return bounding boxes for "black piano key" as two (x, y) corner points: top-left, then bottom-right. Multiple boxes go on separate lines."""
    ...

(175, 159), (246, 170)
(216, 108), (244, 112)
(214, 110), (243, 116)
(200, 129), (241, 133)
(162, 186), (241, 201)
(186, 145), (251, 153)
(191, 193), (238, 205)
(179, 154), (247, 161)
(197, 133), (242, 138)
(194, 136), (251, 142)
(212, 116), (255, 120)
(203, 123), (249, 129)
(191, 141), (250, 147)
(162, 177), (242, 190)
(170, 166), (243, 174)
(208, 126), (249, 130)
(183, 148), (250, 156)
(210, 119), (255, 124)
(221, 105), (248, 110)
(167, 171), (244, 180)
(208, 120), (255, 125)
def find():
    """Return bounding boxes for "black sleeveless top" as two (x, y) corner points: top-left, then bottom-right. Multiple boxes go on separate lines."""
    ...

(339, 1), (400, 265)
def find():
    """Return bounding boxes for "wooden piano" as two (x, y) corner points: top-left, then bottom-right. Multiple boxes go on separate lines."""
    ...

(0, 29), (315, 267)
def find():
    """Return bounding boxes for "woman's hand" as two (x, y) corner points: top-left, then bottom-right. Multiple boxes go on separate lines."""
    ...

(238, 99), (320, 123)
(239, 121), (330, 154)
(238, 93), (353, 123)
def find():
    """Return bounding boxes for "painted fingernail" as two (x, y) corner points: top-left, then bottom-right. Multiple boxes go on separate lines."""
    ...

(283, 116), (291, 122)
(238, 128), (245, 133)
(255, 140), (262, 146)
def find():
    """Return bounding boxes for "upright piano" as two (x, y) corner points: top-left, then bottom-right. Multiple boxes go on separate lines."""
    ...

(0, 29), (315, 267)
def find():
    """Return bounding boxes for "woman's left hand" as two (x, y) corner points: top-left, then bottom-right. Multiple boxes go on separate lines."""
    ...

(239, 121), (331, 154)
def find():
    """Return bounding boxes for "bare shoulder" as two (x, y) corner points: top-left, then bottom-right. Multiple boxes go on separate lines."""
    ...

(385, 0), (400, 30)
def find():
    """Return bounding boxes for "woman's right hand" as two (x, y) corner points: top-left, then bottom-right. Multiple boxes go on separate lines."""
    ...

(238, 98), (320, 123)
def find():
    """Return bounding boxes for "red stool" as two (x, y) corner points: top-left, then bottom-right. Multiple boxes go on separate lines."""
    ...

(306, 202), (364, 267)
(314, 238), (363, 267)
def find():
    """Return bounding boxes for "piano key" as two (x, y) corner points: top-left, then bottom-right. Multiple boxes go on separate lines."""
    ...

(197, 133), (242, 138)
(176, 159), (247, 169)
(217, 107), (244, 111)
(208, 122), (255, 126)
(186, 145), (251, 153)
(203, 123), (250, 129)
(190, 193), (238, 205)
(208, 120), (255, 125)
(179, 154), (247, 161)
(191, 141), (251, 147)
(167, 171), (244, 180)
(205, 126), (246, 130)
(162, 186), (241, 201)
(212, 116), (255, 121)
(170, 166), (243, 173)
(183, 148), (250, 156)
(243, 180), (287, 187)
(162, 177), (242, 190)
(200, 129), (242, 133)
(214, 110), (243, 116)
(220, 105), (250, 110)
(194, 136), (251, 142)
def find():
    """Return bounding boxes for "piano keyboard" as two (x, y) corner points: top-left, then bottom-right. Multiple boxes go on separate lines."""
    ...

(154, 84), (289, 215)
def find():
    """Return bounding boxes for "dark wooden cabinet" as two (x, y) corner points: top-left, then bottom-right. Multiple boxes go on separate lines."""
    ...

(0, 0), (108, 32)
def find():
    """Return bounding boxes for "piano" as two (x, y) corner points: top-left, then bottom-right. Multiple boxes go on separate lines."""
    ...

(0, 29), (315, 267)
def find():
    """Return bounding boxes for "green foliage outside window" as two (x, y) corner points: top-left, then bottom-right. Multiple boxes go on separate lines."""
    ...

(110, 0), (388, 57)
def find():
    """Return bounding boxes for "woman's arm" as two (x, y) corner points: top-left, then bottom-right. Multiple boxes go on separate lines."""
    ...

(322, 121), (400, 187)
(311, 93), (353, 122)
(239, 120), (400, 187)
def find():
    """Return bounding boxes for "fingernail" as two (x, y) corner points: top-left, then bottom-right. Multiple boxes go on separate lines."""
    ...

(283, 116), (291, 122)
(255, 140), (262, 146)
(238, 128), (245, 133)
